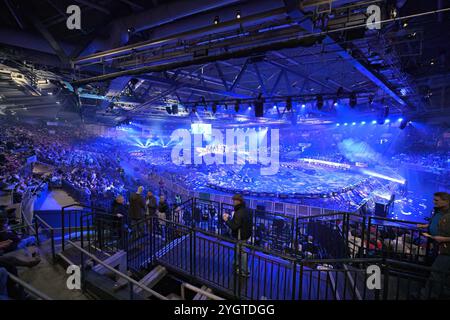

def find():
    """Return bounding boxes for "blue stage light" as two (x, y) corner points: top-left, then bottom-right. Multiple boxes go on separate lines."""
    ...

(336, 123), (340, 126)
(352, 122), (356, 125)
(334, 102), (338, 107)
(385, 119), (390, 123)
(398, 118), (403, 122)
(301, 104), (306, 108)
(361, 121), (366, 125)
(372, 120), (377, 124)
(248, 106), (252, 110)
(273, 105), (277, 109)
(344, 123), (348, 126)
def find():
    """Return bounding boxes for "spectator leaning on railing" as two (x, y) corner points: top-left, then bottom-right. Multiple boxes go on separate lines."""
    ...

(418, 192), (450, 299)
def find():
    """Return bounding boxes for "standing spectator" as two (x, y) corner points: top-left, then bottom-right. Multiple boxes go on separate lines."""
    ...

(157, 195), (170, 238)
(418, 192), (450, 262)
(111, 195), (126, 218)
(146, 191), (158, 235)
(157, 195), (170, 221)
(110, 195), (127, 246)
(222, 194), (253, 277)
(420, 192), (450, 299)
(129, 186), (145, 235)
(146, 191), (157, 217)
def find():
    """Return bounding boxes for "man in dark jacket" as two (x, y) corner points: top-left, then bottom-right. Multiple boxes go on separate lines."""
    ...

(420, 192), (450, 299)
(146, 191), (157, 217)
(145, 191), (158, 235)
(223, 194), (253, 277)
(158, 195), (170, 220)
(110, 195), (127, 246)
(111, 195), (127, 218)
(129, 186), (145, 235)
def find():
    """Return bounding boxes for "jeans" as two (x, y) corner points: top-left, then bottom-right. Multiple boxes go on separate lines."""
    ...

(421, 254), (450, 299)
(235, 241), (250, 275)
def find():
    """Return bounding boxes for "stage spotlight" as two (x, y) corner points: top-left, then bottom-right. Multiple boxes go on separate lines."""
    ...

(273, 105), (277, 109)
(397, 118), (403, 122)
(286, 97), (292, 111)
(336, 123), (340, 126)
(352, 122), (356, 125)
(234, 100), (240, 112)
(316, 95), (323, 110)
(301, 103), (306, 108)
(212, 102), (217, 114)
(236, 10), (241, 19)
(214, 16), (220, 25)
(385, 119), (390, 124)
(248, 106), (252, 110)
(372, 120), (377, 124)
(349, 92), (357, 108)
(333, 101), (338, 107)
(361, 121), (366, 125)
(344, 123), (348, 126)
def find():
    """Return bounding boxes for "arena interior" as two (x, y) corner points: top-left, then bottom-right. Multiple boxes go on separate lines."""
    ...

(0, 0), (450, 302)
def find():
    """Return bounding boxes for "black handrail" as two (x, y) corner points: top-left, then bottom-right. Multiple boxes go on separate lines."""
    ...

(66, 198), (439, 265)
(61, 203), (109, 251)
(34, 214), (56, 262)
(126, 216), (449, 300)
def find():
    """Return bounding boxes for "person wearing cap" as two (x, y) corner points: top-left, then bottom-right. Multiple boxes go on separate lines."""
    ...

(222, 194), (253, 277)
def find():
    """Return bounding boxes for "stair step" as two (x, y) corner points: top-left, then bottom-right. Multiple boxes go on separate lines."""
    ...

(92, 250), (127, 274)
(134, 265), (167, 298)
(193, 285), (213, 300)
(84, 270), (146, 300)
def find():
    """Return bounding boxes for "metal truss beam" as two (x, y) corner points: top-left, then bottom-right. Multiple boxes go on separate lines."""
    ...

(283, 4), (407, 106)
(214, 62), (229, 91)
(270, 70), (285, 96)
(253, 62), (268, 96)
(230, 59), (249, 92)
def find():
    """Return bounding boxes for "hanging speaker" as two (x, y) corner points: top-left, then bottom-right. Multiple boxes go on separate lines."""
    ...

(166, 106), (172, 114)
(255, 100), (264, 117)
(172, 104), (178, 115)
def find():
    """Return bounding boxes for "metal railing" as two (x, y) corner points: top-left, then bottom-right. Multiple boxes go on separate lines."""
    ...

(67, 240), (168, 300)
(61, 203), (110, 251)
(126, 216), (450, 300)
(6, 272), (52, 300)
(55, 199), (438, 266)
(367, 216), (432, 264)
(34, 214), (56, 262)
(181, 282), (224, 300)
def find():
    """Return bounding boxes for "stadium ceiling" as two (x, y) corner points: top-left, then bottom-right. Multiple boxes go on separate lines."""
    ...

(0, 0), (449, 123)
